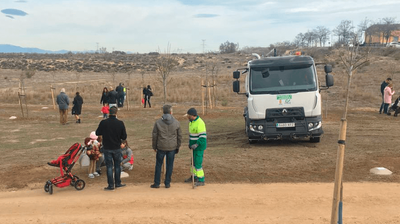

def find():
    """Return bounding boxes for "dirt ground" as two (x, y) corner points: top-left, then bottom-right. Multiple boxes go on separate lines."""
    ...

(1, 50), (400, 223)
(1, 103), (400, 223)
(1, 183), (400, 224)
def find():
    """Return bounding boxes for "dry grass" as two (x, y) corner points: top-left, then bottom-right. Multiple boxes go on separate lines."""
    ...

(1, 48), (399, 110)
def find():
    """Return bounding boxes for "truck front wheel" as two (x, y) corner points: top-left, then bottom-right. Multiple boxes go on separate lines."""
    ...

(310, 137), (321, 143)
(248, 138), (258, 144)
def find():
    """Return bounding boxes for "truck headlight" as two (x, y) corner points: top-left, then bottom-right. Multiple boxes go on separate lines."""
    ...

(249, 124), (263, 133)
(308, 121), (321, 131)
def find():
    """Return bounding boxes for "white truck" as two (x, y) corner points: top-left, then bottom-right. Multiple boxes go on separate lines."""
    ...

(233, 53), (334, 143)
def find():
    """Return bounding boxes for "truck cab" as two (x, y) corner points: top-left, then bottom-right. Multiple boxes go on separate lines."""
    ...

(233, 54), (333, 143)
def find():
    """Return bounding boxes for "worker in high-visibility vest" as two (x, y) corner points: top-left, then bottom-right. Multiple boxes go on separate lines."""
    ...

(184, 108), (206, 186)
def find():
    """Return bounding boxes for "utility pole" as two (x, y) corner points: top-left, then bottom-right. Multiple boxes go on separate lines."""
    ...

(96, 42), (99, 53)
(202, 39), (206, 53)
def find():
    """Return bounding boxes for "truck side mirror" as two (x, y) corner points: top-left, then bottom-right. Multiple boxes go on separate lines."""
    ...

(324, 64), (332, 73)
(233, 80), (240, 93)
(326, 74), (334, 87)
(233, 71), (240, 79)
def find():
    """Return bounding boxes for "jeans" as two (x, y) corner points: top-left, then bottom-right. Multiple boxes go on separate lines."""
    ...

(96, 155), (104, 172)
(144, 96), (151, 108)
(154, 150), (176, 186)
(379, 95), (385, 113)
(384, 103), (390, 114)
(103, 149), (122, 188)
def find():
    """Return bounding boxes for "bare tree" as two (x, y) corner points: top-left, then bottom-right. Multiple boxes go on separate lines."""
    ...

(155, 43), (179, 104)
(314, 26), (330, 47)
(304, 31), (317, 47)
(219, 41), (239, 53)
(333, 20), (354, 45)
(330, 36), (370, 224)
(358, 17), (371, 33)
(293, 33), (306, 47)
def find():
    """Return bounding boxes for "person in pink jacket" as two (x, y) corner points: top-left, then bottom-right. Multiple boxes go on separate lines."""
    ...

(384, 83), (395, 115)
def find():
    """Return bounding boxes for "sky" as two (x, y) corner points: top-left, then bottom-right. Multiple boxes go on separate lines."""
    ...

(1, 0), (400, 53)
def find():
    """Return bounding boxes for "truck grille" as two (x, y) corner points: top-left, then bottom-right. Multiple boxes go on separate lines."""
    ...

(266, 107), (305, 120)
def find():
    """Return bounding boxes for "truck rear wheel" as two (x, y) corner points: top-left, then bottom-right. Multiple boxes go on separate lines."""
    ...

(310, 137), (320, 143)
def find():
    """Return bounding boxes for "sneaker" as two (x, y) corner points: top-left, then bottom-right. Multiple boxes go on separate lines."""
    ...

(150, 184), (160, 188)
(128, 165), (133, 171)
(88, 173), (95, 178)
(184, 176), (197, 183)
(96, 170), (102, 175)
(195, 181), (205, 187)
(93, 172), (100, 177)
(104, 186), (114, 191)
(165, 184), (170, 188)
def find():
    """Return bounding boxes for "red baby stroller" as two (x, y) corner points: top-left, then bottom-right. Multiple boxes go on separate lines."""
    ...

(45, 142), (87, 194)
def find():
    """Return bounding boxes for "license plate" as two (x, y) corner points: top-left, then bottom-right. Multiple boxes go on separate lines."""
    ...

(276, 123), (295, 128)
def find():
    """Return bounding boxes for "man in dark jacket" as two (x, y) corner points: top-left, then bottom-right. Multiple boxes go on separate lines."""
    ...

(96, 106), (127, 191)
(107, 86), (118, 108)
(116, 83), (124, 108)
(380, 78), (392, 114)
(56, 88), (69, 125)
(150, 105), (182, 189)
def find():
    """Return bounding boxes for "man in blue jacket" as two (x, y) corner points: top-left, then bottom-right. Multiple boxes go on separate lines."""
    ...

(96, 106), (127, 191)
(56, 88), (69, 125)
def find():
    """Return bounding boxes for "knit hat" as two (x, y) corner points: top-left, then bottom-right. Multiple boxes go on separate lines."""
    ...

(186, 108), (197, 116)
(90, 131), (98, 140)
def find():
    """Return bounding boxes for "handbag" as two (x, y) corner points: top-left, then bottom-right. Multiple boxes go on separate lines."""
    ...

(79, 150), (90, 167)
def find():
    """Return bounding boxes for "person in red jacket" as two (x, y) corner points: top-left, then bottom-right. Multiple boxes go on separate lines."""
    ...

(101, 103), (109, 119)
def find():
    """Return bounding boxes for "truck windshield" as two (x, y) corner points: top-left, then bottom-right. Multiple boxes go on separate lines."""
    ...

(249, 65), (317, 94)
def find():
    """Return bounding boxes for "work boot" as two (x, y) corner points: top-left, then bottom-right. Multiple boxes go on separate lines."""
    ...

(184, 176), (197, 183)
(195, 181), (205, 187)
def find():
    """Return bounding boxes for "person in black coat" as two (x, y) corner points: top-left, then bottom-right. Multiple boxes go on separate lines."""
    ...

(144, 85), (153, 108)
(107, 86), (118, 108)
(116, 83), (125, 108)
(100, 87), (109, 105)
(96, 106), (128, 190)
(72, 92), (83, 123)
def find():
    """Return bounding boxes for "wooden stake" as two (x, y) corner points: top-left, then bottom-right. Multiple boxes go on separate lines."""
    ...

(18, 92), (24, 117)
(140, 88), (143, 107)
(213, 81), (216, 107)
(201, 79), (205, 115)
(330, 118), (347, 224)
(126, 88), (129, 110)
(208, 81), (212, 109)
(50, 85), (56, 110)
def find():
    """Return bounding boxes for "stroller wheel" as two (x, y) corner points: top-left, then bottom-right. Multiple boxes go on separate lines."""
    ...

(75, 179), (85, 191)
(44, 182), (50, 192)
(49, 184), (53, 195)
(70, 175), (79, 186)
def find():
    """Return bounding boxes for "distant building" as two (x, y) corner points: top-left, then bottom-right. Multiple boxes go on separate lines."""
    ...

(365, 24), (400, 44)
